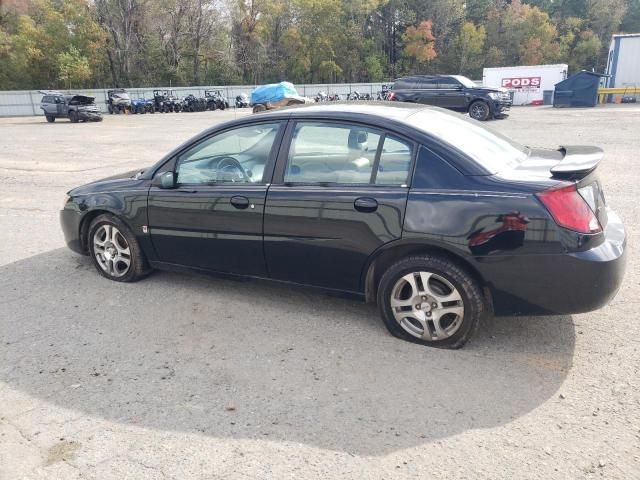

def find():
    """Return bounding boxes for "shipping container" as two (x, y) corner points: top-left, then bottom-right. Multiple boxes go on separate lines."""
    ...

(482, 64), (568, 106)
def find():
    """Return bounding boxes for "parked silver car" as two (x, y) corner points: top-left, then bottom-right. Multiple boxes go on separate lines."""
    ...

(39, 91), (103, 123)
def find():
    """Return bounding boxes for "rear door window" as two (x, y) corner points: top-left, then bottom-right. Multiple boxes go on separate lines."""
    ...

(415, 77), (439, 89)
(375, 136), (413, 186)
(283, 122), (414, 186)
(438, 78), (462, 89)
(285, 122), (382, 184)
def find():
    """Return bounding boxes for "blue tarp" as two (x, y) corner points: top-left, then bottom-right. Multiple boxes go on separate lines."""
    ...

(250, 82), (299, 105)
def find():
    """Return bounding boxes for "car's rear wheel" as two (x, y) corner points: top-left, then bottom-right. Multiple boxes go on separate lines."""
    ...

(88, 214), (150, 282)
(377, 255), (486, 349)
(45, 115), (55, 123)
(469, 100), (491, 121)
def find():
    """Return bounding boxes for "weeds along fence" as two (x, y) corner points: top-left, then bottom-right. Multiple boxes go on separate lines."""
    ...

(0, 83), (388, 117)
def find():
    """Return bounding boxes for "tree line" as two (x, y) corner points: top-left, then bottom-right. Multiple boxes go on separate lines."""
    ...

(0, 0), (638, 90)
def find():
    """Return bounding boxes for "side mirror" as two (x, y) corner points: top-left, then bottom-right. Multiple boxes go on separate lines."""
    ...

(152, 171), (176, 189)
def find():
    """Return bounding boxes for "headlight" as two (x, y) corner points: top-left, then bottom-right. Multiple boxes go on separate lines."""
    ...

(63, 194), (71, 208)
(488, 92), (500, 100)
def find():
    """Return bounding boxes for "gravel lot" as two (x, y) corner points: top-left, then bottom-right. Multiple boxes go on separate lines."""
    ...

(0, 106), (638, 479)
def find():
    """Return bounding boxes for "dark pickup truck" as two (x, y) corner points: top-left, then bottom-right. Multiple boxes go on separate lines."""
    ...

(388, 75), (512, 121)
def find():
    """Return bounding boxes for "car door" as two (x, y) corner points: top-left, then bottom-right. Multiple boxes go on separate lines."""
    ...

(263, 120), (415, 293)
(56, 96), (66, 116)
(414, 78), (441, 106)
(146, 121), (285, 276)
(437, 78), (466, 110)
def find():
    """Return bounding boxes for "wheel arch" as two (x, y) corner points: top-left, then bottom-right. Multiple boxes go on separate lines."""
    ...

(362, 240), (490, 305)
(78, 208), (131, 253)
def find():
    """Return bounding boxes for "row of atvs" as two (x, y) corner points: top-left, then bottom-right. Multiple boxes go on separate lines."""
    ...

(106, 89), (250, 114)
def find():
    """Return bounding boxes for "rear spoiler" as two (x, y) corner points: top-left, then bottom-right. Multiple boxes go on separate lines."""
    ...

(551, 145), (603, 178)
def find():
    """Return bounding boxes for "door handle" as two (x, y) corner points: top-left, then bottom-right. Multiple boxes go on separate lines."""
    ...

(230, 195), (250, 209)
(354, 197), (378, 213)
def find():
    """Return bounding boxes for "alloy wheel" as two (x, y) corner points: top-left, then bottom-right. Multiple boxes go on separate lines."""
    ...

(470, 102), (489, 120)
(390, 271), (465, 341)
(93, 224), (131, 277)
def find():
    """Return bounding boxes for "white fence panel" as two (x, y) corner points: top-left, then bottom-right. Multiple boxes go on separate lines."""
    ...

(0, 83), (392, 117)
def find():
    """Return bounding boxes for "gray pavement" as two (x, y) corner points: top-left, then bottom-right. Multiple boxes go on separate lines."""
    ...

(0, 106), (638, 479)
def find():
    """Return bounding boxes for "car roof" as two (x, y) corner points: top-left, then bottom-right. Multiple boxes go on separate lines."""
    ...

(395, 74), (452, 80)
(258, 101), (431, 122)
(142, 102), (491, 181)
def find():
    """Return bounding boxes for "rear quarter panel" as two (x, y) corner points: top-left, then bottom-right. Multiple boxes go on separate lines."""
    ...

(402, 189), (568, 315)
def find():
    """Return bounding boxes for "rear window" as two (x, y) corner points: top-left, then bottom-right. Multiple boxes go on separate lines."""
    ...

(406, 110), (528, 173)
(393, 79), (412, 90)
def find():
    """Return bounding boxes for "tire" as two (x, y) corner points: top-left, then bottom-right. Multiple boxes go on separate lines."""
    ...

(469, 100), (491, 121)
(108, 105), (113, 114)
(88, 214), (150, 282)
(377, 254), (487, 349)
(45, 115), (55, 123)
(252, 104), (266, 114)
(69, 111), (79, 123)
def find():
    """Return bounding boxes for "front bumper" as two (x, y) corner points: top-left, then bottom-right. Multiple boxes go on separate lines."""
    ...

(477, 209), (627, 316)
(491, 100), (511, 117)
(77, 111), (103, 121)
(60, 207), (85, 254)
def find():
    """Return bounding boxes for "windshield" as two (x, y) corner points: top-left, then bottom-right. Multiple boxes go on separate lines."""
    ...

(406, 109), (528, 173)
(450, 75), (477, 88)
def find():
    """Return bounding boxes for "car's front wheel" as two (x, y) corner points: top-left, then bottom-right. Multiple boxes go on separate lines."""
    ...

(377, 255), (486, 348)
(88, 214), (150, 282)
(469, 100), (491, 121)
(45, 115), (55, 123)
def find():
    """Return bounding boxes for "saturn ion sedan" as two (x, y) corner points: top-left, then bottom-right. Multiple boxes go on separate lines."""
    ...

(60, 104), (626, 348)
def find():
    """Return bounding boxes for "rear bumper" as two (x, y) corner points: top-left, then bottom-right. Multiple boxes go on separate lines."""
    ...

(477, 209), (627, 316)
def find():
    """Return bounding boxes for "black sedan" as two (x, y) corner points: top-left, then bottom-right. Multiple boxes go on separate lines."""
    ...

(60, 104), (627, 348)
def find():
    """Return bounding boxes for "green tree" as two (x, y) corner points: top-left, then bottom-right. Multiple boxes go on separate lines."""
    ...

(485, 0), (560, 67)
(454, 21), (486, 77)
(57, 46), (92, 88)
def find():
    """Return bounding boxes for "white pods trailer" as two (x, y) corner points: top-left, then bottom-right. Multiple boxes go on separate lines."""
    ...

(482, 64), (568, 105)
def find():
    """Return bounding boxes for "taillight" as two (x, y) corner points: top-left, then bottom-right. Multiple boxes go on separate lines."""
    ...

(387, 92), (396, 101)
(536, 183), (602, 234)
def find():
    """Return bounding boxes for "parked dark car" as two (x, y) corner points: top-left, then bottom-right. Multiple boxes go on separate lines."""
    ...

(40, 92), (103, 123)
(60, 104), (626, 348)
(389, 75), (512, 121)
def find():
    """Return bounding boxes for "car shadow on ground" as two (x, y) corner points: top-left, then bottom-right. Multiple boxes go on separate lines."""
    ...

(0, 249), (576, 456)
